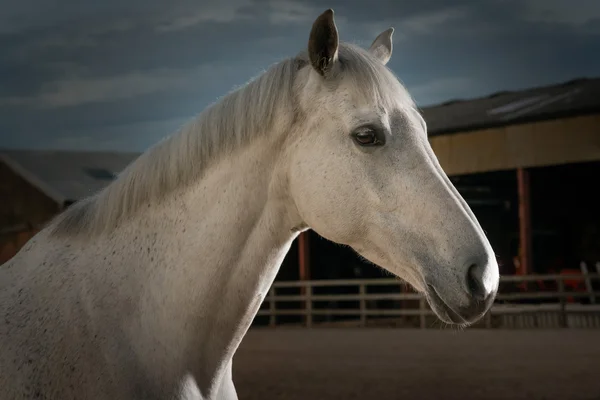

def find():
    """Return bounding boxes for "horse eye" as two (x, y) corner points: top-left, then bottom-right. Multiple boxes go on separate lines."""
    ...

(353, 129), (381, 146)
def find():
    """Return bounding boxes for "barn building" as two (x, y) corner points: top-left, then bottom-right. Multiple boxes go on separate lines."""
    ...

(1, 77), (599, 285)
(0, 151), (138, 263)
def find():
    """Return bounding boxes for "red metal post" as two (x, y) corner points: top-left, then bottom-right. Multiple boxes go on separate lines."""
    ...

(298, 231), (311, 325)
(298, 231), (311, 282)
(517, 168), (532, 278)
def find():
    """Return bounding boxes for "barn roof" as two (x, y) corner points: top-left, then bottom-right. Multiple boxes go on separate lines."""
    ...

(420, 76), (600, 136)
(0, 149), (139, 205)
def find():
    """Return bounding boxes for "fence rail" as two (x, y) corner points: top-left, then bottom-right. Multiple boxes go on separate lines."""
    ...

(254, 273), (600, 329)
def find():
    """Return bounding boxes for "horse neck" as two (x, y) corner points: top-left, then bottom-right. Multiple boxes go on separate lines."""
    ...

(100, 134), (299, 396)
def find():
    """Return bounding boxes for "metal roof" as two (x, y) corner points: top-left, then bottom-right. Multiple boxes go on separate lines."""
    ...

(421, 77), (600, 136)
(0, 149), (140, 205)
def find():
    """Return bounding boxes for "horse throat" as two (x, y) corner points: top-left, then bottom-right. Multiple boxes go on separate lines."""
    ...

(121, 139), (298, 397)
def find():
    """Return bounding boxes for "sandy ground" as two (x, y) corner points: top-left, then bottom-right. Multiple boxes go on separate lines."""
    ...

(233, 328), (600, 400)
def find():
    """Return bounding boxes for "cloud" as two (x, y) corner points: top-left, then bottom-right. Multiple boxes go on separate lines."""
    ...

(402, 6), (468, 34)
(2, 0), (600, 152)
(46, 116), (192, 151)
(154, 0), (255, 32)
(0, 63), (239, 108)
(352, 5), (469, 48)
(266, 0), (324, 25)
(408, 77), (475, 105)
(520, 0), (600, 27)
(1, 0), (260, 37)
(0, 114), (191, 152)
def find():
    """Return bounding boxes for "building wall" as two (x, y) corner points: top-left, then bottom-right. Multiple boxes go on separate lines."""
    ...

(0, 161), (60, 264)
(430, 113), (600, 176)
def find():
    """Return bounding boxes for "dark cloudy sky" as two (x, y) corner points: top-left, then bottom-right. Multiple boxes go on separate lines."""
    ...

(1, 0), (599, 151)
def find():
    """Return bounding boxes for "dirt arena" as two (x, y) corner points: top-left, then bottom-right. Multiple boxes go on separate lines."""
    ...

(233, 328), (600, 400)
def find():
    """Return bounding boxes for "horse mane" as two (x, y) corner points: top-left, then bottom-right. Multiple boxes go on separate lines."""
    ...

(51, 43), (415, 238)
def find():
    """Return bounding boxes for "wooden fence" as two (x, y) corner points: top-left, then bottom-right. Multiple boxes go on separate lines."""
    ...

(254, 273), (600, 329)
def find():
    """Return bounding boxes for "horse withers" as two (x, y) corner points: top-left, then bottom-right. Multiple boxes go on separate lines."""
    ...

(0, 9), (499, 400)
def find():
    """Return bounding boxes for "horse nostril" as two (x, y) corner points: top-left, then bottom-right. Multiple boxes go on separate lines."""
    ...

(466, 263), (487, 301)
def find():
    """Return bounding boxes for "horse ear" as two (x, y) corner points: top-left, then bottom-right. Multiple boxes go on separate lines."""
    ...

(369, 28), (394, 65)
(308, 9), (339, 77)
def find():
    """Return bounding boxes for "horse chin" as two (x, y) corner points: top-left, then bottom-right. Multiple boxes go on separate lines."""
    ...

(351, 249), (488, 326)
(424, 285), (470, 326)
(424, 283), (491, 326)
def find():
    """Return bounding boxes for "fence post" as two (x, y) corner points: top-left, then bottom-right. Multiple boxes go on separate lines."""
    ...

(558, 278), (567, 328)
(580, 262), (595, 304)
(306, 284), (312, 328)
(359, 284), (366, 327)
(419, 297), (426, 329)
(269, 288), (276, 328)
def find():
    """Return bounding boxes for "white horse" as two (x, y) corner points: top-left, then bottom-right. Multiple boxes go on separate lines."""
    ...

(0, 9), (499, 400)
